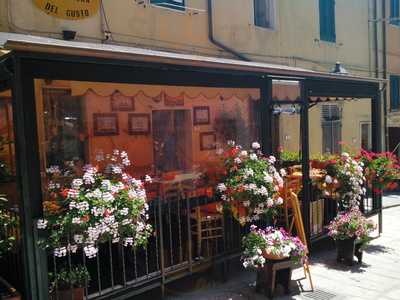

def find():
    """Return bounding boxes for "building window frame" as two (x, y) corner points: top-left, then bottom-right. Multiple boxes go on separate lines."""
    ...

(390, 75), (400, 111)
(254, 0), (276, 30)
(390, 0), (400, 26)
(319, 0), (336, 43)
(150, 0), (185, 11)
(360, 122), (372, 151)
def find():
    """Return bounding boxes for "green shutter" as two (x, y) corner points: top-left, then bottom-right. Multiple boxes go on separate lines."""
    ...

(320, 0), (336, 42)
(391, 76), (400, 111)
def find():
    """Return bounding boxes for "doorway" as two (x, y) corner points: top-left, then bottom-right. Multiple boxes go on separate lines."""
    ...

(152, 110), (192, 173)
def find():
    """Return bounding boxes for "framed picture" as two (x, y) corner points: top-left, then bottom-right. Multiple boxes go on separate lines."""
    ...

(193, 106), (210, 125)
(200, 132), (216, 151)
(93, 113), (119, 136)
(111, 91), (135, 111)
(128, 113), (151, 135)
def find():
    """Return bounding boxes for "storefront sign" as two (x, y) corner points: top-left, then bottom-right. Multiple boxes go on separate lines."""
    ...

(33, 0), (100, 20)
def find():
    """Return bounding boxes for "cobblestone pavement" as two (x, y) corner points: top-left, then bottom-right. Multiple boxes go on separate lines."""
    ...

(166, 195), (400, 300)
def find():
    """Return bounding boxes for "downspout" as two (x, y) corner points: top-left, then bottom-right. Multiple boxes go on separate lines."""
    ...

(207, 0), (250, 61)
(373, 0), (379, 79)
(382, 0), (388, 150)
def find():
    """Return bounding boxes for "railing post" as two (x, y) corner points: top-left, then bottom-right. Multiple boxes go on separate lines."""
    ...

(371, 90), (383, 233)
(300, 81), (311, 246)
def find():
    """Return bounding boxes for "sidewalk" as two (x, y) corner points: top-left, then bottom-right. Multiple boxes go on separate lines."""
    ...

(166, 201), (400, 300)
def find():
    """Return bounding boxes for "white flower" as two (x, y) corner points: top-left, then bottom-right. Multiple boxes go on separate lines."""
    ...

(72, 217), (82, 224)
(54, 247), (67, 257)
(266, 198), (274, 208)
(252, 142), (261, 150)
(234, 157), (242, 164)
(72, 179), (83, 189)
(217, 183), (227, 192)
(101, 180), (112, 191)
(342, 152), (350, 158)
(67, 189), (79, 199)
(120, 207), (129, 216)
(240, 150), (248, 157)
(74, 234), (84, 243)
(276, 197), (283, 205)
(325, 175), (333, 184)
(84, 244), (98, 258)
(268, 156), (276, 164)
(249, 153), (257, 160)
(37, 219), (48, 229)
(46, 166), (61, 174)
(227, 140), (235, 146)
(264, 174), (273, 183)
(279, 169), (287, 177)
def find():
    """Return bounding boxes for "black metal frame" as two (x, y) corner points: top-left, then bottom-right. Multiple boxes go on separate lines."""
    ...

(1, 50), (382, 299)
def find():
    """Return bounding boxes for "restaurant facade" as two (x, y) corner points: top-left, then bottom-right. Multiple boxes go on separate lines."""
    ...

(0, 33), (384, 299)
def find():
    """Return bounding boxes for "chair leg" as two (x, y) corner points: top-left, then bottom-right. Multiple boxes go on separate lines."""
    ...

(304, 261), (314, 291)
(196, 208), (202, 258)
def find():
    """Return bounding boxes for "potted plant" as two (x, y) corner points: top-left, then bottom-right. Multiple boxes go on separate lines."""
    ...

(216, 141), (285, 225)
(37, 150), (153, 258)
(278, 149), (301, 169)
(241, 225), (307, 268)
(359, 149), (400, 194)
(49, 265), (90, 300)
(327, 207), (375, 265)
(0, 194), (20, 300)
(321, 153), (366, 210)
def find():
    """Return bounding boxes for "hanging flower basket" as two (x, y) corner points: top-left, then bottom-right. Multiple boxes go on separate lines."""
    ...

(216, 141), (285, 225)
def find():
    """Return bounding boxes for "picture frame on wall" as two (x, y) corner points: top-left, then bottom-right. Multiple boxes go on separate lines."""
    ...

(128, 113), (151, 135)
(200, 132), (216, 151)
(93, 113), (119, 136)
(111, 91), (135, 111)
(193, 106), (210, 125)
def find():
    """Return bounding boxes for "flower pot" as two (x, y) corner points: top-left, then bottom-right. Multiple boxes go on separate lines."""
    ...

(262, 251), (287, 261)
(354, 241), (363, 264)
(336, 237), (356, 266)
(51, 288), (84, 300)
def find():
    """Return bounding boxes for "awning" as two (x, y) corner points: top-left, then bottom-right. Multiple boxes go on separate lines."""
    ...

(0, 32), (385, 85)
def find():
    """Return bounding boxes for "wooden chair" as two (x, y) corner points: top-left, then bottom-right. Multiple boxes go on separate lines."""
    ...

(190, 203), (224, 259)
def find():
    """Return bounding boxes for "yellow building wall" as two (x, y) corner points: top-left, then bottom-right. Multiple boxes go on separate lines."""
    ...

(1, 0), (375, 156)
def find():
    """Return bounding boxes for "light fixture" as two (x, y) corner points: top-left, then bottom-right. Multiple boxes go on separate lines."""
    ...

(331, 61), (348, 75)
(62, 30), (77, 41)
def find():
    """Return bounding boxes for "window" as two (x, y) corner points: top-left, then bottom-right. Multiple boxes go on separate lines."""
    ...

(319, 0), (336, 42)
(321, 104), (341, 154)
(150, 0), (185, 11)
(254, 0), (275, 29)
(391, 0), (400, 26)
(390, 75), (400, 111)
(361, 123), (371, 151)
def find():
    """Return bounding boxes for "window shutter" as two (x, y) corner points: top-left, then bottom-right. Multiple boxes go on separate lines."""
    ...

(320, 0), (336, 42)
(391, 0), (400, 25)
(390, 75), (400, 111)
(319, 0), (327, 41)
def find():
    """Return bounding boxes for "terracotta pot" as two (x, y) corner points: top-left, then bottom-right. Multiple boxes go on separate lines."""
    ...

(51, 288), (84, 300)
(262, 251), (287, 261)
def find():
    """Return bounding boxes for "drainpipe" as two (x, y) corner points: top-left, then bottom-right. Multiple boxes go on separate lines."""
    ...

(207, 0), (250, 61)
(373, 0), (379, 79)
(382, 0), (388, 150)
